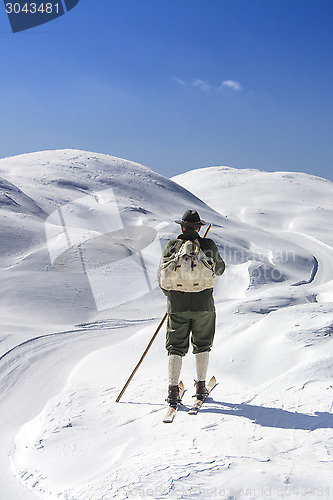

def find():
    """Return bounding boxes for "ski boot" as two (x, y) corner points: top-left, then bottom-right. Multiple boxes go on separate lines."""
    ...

(195, 380), (209, 400)
(166, 384), (182, 408)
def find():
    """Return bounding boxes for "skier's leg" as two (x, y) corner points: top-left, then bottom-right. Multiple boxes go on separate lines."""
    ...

(166, 312), (190, 405)
(191, 311), (216, 399)
(166, 312), (191, 357)
(167, 354), (183, 406)
(190, 311), (216, 354)
(194, 351), (210, 399)
(195, 351), (209, 381)
(168, 354), (182, 385)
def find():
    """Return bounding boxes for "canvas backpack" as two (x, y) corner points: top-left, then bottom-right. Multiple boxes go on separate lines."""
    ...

(159, 238), (215, 292)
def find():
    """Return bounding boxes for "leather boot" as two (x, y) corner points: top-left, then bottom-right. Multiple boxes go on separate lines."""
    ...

(195, 380), (209, 400)
(166, 384), (181, 407)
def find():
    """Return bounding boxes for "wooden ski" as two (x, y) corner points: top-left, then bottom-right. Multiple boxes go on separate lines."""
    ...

(188, 376), (216, 415)
(163, 381), (184, 423)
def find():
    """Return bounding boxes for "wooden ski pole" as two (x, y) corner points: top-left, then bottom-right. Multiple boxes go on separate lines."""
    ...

(115, 222), (212, 403)
(115, 312), (167, 402)
(204, 223), (212, 238)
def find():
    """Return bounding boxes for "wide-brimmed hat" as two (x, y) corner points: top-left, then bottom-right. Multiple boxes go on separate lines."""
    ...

(175, 210), (206, 226)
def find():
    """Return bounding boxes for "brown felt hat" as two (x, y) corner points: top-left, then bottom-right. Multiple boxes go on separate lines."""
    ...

(175, 210), (206, 226)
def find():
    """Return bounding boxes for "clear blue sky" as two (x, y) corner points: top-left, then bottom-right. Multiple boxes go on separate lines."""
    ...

(1, 0), (332, 180)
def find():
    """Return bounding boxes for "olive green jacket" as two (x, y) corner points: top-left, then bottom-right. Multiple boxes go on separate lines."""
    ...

(160, 229), (225, 313)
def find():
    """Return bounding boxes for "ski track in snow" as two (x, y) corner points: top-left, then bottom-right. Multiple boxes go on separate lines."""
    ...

(0, 152), (332, 500)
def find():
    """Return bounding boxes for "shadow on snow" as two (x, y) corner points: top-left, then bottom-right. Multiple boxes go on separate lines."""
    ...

(203, 400), (333, 431)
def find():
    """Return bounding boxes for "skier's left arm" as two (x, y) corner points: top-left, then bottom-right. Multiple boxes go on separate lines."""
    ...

(212, 243), (225, 276)
(203, 239), (225, 276)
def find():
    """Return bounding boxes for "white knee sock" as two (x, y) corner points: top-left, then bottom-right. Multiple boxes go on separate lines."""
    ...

(195, 351), (209, 381)
(168, 354), (182, 386)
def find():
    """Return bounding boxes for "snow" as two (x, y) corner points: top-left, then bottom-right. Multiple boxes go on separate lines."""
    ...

(0, 150), (332, 500)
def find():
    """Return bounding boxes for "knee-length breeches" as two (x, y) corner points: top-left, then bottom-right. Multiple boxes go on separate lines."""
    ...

(166, 311), (216, 357)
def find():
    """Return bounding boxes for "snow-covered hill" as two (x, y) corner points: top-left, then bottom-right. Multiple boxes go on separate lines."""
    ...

(0, 150), (332, 500)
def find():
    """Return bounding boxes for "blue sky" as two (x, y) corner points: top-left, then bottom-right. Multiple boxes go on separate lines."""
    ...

(1, 0), (332, 180)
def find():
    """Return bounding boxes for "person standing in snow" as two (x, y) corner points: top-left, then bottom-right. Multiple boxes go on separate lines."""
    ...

(158, 210), (225, 407)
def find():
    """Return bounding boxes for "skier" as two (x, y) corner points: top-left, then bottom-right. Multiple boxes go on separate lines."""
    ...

(158, 210), (225, 408)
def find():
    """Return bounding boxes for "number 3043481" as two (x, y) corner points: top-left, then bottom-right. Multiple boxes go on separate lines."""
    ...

(5, 3), (60, 14)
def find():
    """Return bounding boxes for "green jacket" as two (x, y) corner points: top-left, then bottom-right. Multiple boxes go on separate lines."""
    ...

(160, 229), (225, 313)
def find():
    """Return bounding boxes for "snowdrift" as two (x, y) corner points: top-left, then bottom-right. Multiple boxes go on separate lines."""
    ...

(0, 150), (332, 500)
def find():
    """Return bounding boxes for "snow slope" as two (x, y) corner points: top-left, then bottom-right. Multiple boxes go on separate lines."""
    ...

(0, 152), (332, 500)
